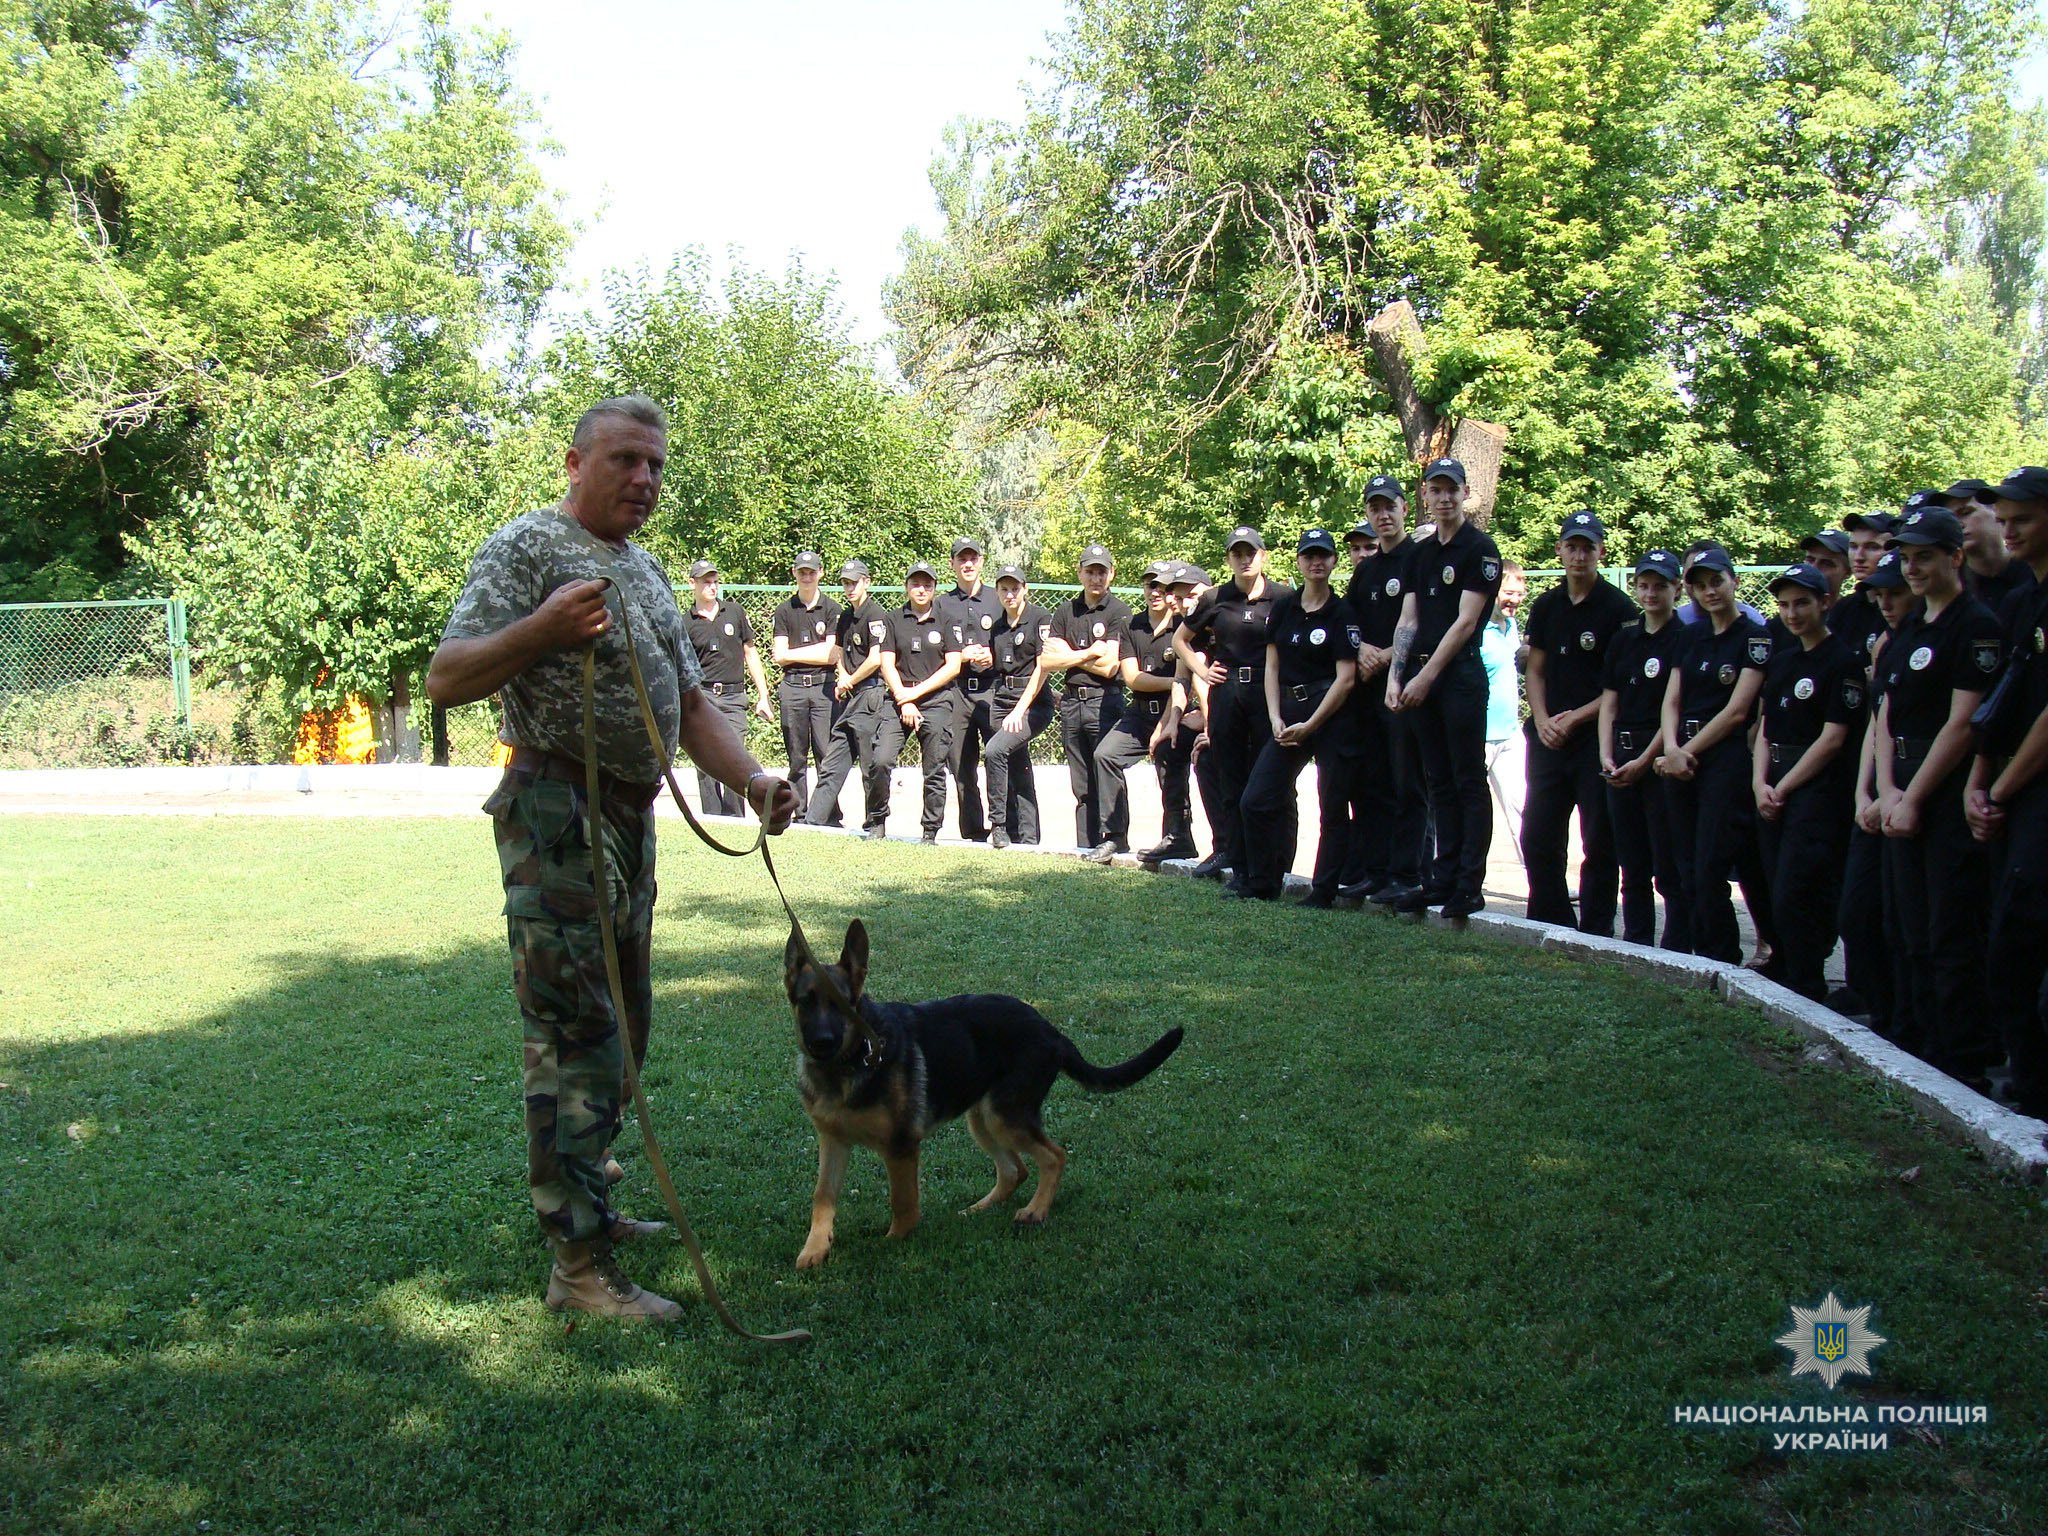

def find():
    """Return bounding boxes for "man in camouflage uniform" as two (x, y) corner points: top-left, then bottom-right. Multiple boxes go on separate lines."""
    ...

(427, 394), (797, 1321)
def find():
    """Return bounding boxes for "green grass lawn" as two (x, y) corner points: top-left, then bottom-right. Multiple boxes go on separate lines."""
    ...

(2, 816), (2045, 1535)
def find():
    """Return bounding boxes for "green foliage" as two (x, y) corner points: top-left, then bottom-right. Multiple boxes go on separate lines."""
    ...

(891, 0), (2048, 565)
(0, 0), (567, 597)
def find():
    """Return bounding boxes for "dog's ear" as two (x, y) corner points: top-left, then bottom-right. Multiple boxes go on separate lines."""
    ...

(839, 919), (869, 998)
(784, 928), (807, 991)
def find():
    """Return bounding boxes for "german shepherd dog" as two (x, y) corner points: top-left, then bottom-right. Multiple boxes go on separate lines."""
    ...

(785, 919), (1184, 1269)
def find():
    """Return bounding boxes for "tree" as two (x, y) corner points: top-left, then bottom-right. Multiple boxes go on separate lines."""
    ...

(0, 0), (566, 597)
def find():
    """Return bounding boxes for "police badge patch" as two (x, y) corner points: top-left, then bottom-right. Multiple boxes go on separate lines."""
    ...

(1908, 645), (1933, 671)
(1481, 558), (1500, 582)
(1747, 636), (1771, 666)
(1037, 623), (1052, 642)
(1974, 639), (2000, 674)
(868, 620), (887, 641)
(1645, 657), (1661, 679)
(814, 621), (827, 637)
(1385, 578), (1401, 597)
(981, 613), (994, 629)
(1579, 631), (1596, 651)
(723, 622), (734, 635)
(1718, 663), (1736, 685)
(1092, 621), (1106, 639)
(1309, 627), (1326, 645)
(927, 628), (943, 645)
(1346, 625), (1363, 648)
(1442, 564), (1456, 585)
(1844, 682), (1864, 710)
(1794, 677), (1814, 700)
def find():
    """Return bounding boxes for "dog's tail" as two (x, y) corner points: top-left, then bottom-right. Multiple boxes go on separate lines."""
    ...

(1061, 1026), (1184, 1092)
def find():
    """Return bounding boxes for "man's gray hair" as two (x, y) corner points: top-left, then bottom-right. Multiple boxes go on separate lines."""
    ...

(573, 394), (668, 448)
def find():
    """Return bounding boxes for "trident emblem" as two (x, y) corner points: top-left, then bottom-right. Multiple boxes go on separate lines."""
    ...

(1816, 1322), (1847, 1363)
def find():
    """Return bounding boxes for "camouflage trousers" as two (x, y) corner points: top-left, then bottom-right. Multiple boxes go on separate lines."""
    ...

(485, 766), (656, 1244)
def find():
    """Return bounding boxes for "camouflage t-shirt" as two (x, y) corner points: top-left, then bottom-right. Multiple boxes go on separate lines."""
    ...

(441, 504), (701, 781)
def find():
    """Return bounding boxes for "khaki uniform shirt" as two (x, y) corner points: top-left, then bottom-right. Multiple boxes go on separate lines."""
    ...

(442, 504), (701, 780)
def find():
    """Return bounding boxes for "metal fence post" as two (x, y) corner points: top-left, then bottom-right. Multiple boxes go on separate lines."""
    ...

(168, 598), (193, 730)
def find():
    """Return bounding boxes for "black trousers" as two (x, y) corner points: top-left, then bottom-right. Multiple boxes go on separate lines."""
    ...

(1881, 758), (1997, 1074)
(1406, 654), (1491, 902)
(777, 675), (834, 822)
(1987, 780), (2048, 1112)
(878, 697), (956, 837)
(948, 681), (993, 839)
(1521, 726), (1618, 935)
(1150, 714), (1196, 846)
(1667, 737), (1752, 963)
(1606, 759), (1687, 951)
(1206, 677), (1277, 871)
(1059, 687), (1126, 849)
(1241, 716), (1349, 897)
(695, 690), (749, 815)
(983, 694), (1053, 842)
(1758, 762), (1850, 1003)
(1341, 691), (1426, 889)
(806, 685), (893, 833)
(1836, 827), (1892, 1029)
(1094, 696), (1171, 845)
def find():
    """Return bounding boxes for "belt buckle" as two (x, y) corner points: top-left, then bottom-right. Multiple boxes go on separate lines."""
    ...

(1235, 666), (1254, 684)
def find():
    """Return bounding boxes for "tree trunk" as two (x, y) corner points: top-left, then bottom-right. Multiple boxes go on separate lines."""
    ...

(1363, 300), (1508, 526)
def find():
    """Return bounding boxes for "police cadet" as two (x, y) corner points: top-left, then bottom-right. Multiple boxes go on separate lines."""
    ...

(1236, 528), (1362, 904)
(1043, 543), (1134, 856)
(1837, 547), (1911, 1029)
(806, 559), (895, 837)
(941, 536), (1003, 841)
(1655, 545), (1769, 963)
(1797, 529), (1851, 611)
(683, 559), (774, 815)
(1090, 560), (1183, 863)
(1344, 478), (1429, 906)
(769, 550), (842, 823)
(1598, 550), (1688, 950)
(879, 561), (966, 845)
(1872, 504), (2004, 1080)
(984, 565), (1058, 848)
(1827, 510), (1898, 669)
(1385, 458), (1503, 919)
(1751, 563), (1864, 1002)
(1152, 562), (1222, 869)
(1176, 527), (1296, 884)
(1948, 478), (2038, 616)
(1520, 511), (1637, 934)
(1969, 468), (2048, 1116)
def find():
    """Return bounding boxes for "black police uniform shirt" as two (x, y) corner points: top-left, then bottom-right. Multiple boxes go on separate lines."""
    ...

(1969, 558), (2036, 618)
(1348, 538), (1415, 649)
(940, 584), (1004, 654)
(1271, 592), (1364, 725)
(1182, 578), (1296, 673)
(833, 597), (890, 683)
(1523, 576), (1639, 717)
(683, 598), (752, 690)
(1601, 616), (1687, 737)
(884, 605), (961, 692)
(1826, 588), (1887, 674)
(1121, 609), (1182, 712)
(990, 602), (1055, 703)
(1675, 613), (1771, 740)
(1761, 633), (1866, 755)
(1876, 593), (2004, 753)
(771, 592), (842, 677)
(2005, 581), (2048, 742)
(1413, 519), (1504, 659)
(1049, 592), (1135, 689)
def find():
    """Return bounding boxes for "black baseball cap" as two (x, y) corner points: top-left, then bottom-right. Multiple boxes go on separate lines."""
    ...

(1364, 473), (1406, 503)
(1942, 478), (1996, 506)
(1226, 526), (1265, 551)
(838, 559), (870, 581)
(1558, 510), (1605, 544)
(1684, 546), (1735, 580)
(792, 550), (823, 572)
(1633, 550), (1682, 582)
(1079, 542), (1114, 569)
(688, 559), (718, 579)
(1841, 511), (1897, 535)
(1861, 549), (1907, 590)
(1800, 529), (1850, 557)
(906, 560), (941, 581)
(1769, 562), (1829, 596)
(1423, 457), (1466, 486)
(1169, 561), (1210, 588)
(1297, 528), (1338, 555)
(1346, 520), (1375, 540)
(993, 564), (1027, 585)
(1992, 466), (2048, 504)
(1900, 489), (1946, 515)
(950, 536), (985, 558)
(1888, 507), (1965, 550)
(1141, 559), (1174, 583)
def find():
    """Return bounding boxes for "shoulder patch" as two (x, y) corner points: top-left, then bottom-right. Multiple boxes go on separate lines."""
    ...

(1746, 636), (1771, 666)
(1974, 638), (2001, 674)
(1480, 558), (1500, 583)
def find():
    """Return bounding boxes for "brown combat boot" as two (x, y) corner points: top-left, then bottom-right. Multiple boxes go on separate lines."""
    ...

(545, 1239), (682, 1321)
(601, 1151), (626, 1185)
(605, 1215), (667, 1243)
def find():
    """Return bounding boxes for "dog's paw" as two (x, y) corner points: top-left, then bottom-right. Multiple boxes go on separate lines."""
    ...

(1011, 1208), (1047, 1228)
(795, 1243), (831, 1270)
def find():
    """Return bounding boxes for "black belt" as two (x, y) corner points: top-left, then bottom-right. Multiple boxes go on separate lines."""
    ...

(1136, 695), (1166, 716)
(1768, 739), (1815, 766)
(1614, 727), (1650, 756)
(1287, 683), (1317, 701)
(1064, 680), (1117, 698)
(782, 670), (828, 686)
(962, 676), (993, 693)
(1681, 717), (1703, 743)
(506, 745), (659, 812)
(1229, 665), (1264, 685)
(1893, 735), (1935, 763)
(706, 680), (740, 697)
(847, 677), (883, 692)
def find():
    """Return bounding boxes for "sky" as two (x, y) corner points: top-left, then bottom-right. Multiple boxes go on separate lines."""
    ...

(445, 0), (1072, 355)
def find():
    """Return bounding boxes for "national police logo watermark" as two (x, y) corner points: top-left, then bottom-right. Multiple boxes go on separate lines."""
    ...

(1671, 1292), (1988, 1455)
(1775, 1291), (1884, 1389)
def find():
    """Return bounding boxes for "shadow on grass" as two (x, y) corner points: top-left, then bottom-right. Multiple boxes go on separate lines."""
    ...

(4, 842), (2047, 1534)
